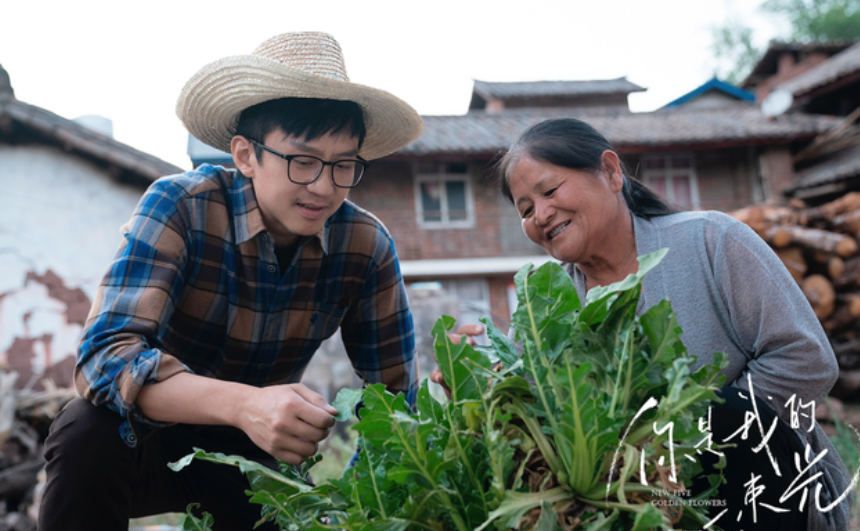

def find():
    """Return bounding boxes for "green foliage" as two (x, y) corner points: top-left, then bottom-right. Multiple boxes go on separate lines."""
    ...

(712, 0), (860, 84)
(762, 0), (860, 41)
(711, 19), (761, 85)
(332, 387), (363, 422)
(171, 249), (728, 530)
(179, 504), (214, 531)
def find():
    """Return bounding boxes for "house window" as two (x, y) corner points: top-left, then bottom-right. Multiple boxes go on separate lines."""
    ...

(414, 162), (475, 228)
(641, 154), (699, 209)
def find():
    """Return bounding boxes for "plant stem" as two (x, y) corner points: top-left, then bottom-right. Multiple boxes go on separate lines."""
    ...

(363, 445), (386, 519)
(373, 389), (471, 531)
(620, 330), (635, 414)
(564, 357), (598, 494)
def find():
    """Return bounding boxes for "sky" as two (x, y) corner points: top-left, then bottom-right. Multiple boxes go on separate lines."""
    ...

(0, 0), (784, 169)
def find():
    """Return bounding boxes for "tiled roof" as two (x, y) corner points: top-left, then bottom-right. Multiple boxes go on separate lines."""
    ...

(472, 78), (646, 100)
(778, 41), (860, 97)
(663, 77), (754, 108)
(397, 107), (838, 156)
(742, 40), (855, 88)
(0, 65), (183, 181)
(792, 143), (860, 190)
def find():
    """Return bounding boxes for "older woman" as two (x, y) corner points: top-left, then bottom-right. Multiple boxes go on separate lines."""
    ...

(496, 118), (852, 531)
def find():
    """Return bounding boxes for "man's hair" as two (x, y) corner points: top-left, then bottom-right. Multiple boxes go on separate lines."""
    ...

(236, 98), (367, 161)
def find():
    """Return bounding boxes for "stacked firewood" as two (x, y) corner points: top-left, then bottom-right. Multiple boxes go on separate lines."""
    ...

(731, 192), (860, 398)
(0, 371), (74, 530)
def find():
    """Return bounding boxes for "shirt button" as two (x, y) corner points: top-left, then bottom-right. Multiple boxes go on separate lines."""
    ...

(262, 234), (268, 241)
(257, 363), (266, 370)
(267, 265), (276, 273)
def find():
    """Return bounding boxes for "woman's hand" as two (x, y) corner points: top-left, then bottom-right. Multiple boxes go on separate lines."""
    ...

(430, 323), (485, 398)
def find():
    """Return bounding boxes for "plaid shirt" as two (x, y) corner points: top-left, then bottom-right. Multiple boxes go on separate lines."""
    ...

(75, 164), (417, 425)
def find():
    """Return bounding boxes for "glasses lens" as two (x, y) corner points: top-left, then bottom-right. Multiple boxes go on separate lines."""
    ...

(332, 160), (365, 188)
(288, 156), (324, 184)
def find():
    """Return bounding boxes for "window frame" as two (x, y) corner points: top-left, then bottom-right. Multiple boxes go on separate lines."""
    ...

(413, 162), (477, 229)
(640, 153), (700, 210)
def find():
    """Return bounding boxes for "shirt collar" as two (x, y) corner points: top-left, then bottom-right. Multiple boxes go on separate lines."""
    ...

(228, 169), (330, 254)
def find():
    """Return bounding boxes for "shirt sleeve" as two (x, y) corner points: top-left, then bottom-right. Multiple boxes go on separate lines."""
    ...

(339, 233), (417, 406)
(74, 180), (193, 419)
(712, 219), (839, 421)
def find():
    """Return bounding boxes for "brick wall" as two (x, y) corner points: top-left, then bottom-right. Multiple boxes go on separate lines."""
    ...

(759, 147), (797, 199)
(755, 52), (832, 102)
(626, 148), (764, 213)
(695, 148), (763, 211)
(349, 158), (522, 261)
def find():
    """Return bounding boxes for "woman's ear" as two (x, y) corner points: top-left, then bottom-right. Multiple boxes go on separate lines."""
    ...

(600, 150), (624, 193)
(231, 136), (257, 178)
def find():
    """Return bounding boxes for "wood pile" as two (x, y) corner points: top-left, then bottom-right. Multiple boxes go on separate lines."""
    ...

(0, 371), (75, 530)
(730, 192), (860, 399)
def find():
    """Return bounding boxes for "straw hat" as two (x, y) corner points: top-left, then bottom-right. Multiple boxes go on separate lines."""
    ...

(176, 32), (423, 161)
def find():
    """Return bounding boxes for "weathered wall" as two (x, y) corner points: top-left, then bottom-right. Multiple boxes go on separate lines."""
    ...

(0, 145), (146, 390)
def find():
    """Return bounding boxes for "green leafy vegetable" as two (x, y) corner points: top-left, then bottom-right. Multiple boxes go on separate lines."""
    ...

(180, 503), (214, 531)
(171, 249), (728, 530)
(332, 386), (363, 422)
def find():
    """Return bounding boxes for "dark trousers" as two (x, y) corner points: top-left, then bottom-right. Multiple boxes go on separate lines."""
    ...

(39, 398), (279, 531)
(691, 387), (809, 531)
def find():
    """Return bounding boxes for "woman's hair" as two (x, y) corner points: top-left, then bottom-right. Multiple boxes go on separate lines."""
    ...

(497, 118), (677, 219)
(236, 98), (366, 162)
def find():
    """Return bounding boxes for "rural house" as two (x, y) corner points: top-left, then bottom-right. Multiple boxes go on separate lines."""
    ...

(358, 77), (835, 327)
(742, 40), (860, 203)
(0, 64), (184, 392)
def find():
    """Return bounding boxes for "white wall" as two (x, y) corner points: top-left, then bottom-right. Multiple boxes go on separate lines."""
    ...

(0, 145), (146, 389)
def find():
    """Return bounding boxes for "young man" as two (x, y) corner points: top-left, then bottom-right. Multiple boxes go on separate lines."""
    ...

(39, 32), (423, 530)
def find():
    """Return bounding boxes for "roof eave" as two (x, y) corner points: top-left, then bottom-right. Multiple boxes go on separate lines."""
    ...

(1, 99), (183, 181)
(394, 134), (822, 159)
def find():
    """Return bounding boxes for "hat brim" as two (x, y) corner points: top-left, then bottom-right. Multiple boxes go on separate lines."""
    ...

(176, 55), (423, 161)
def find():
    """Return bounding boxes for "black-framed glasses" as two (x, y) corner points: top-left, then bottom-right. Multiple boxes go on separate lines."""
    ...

(249, 139), (368, 188)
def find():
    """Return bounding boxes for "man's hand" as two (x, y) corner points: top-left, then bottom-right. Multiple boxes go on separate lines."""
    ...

(237, 383), (337, 465)
(136, 373), (337, 466)
(430, 323), (484, 396)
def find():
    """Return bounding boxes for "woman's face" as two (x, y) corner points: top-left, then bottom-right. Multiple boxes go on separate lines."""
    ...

(507, 153), (625, 263)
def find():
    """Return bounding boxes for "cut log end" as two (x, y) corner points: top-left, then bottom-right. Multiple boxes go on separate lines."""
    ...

(837, 238), (859, 257)
(802, 274), (836, 319)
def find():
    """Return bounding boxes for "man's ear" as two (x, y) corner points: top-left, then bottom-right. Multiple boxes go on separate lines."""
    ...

(600, 150), (624, 193)
(232, 136), (257, 178)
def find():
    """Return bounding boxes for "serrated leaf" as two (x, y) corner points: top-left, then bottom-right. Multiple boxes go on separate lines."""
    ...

(169, 448), (310, 493)
(432, 316), (493, 403)
(475, 488), (568, 531)
(629, 501), (670, 531)
(581, 509), (619, 531)
(535, 500), (562, 531)
(585, 248), (668, 305)
(482, 316), (520, 370)
(180, 503), (214, 531)
(333, 387), (363, 422)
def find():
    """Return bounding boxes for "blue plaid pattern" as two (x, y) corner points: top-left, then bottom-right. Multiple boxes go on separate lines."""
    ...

(75, 164), (416, 423)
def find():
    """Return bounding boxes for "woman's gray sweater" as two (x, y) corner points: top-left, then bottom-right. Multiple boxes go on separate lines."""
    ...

(564, 210), (853, 531)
